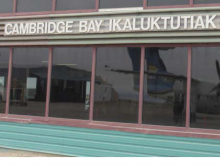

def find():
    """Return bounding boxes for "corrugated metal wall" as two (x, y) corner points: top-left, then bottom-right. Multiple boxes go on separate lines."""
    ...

(0, 121), (220, 157)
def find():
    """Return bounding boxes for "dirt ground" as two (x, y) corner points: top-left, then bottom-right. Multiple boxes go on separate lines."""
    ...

(0, 148), (62, 157)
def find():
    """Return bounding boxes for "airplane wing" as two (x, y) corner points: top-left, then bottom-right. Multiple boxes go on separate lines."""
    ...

(108, 69), (187, 80)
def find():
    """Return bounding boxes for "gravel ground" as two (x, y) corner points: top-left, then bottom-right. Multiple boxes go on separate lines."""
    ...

(0, 148), (63, 157)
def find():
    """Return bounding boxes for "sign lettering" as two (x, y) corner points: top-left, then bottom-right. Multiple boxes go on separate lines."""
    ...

(4, 15), (219, 36)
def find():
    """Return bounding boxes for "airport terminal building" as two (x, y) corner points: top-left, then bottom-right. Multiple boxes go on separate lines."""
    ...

(1, 0), (220, 156)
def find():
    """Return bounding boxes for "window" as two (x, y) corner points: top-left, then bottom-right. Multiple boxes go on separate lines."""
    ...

(9, 48), (49, 116)
(49, 47), (92, 120)
(93, 47), (141, 123)
(0, 48), (9, 113)
(99, 0), (143, 9)
(142, 47), (188, 127)
(147, 0), (189, 6)
(2, 45), (220, 139)
(16, 0), (52, 12)
(194, 0), (220, 4)
(0, 0), (13, 13)
(191, 47), (220, 130)
(56, 0), (96, 11)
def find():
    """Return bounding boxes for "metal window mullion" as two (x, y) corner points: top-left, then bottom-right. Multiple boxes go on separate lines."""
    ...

(138, 47), (145, 126)
(45, 47), (53, 118)
(186, 46), (192, 129)
(190, 0), (193, 6)
(89, 47), (97, 122)
(52, 0), (56, 12)
(144, 0), (147, 7)
(5, 48), (13, 115)
(96, 0), (99, 11)
(13, 0), (17, 14)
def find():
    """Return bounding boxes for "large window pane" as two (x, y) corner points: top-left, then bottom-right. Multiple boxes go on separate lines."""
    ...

(49, 47), (92, 120)
(0, 0), (13, 13)
(56, 0), (96, 11)
(147, 0), (189, 6)
(143, 47), (187, 127)
(0, 48), (9, 113)
(194, 0), (220, 4)
(191, 47), (220, 130)
(9, 48), (49, 116)
(94, 47), (140, 123)
(16, 0), (52, 12)
(99, 0), (143, 9)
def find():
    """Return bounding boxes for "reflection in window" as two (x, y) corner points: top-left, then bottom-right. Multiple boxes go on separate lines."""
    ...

(9, 48), (49, 116)
(0, 0), (13, 13)
(143, 47), (187, 127)
(194, 0), (220, 4)
(94, 47), (140, 123)
(99, 0), (143, 9)
(147, 0), (189, 6)
(16, 0), (52, 12)
(0, 48), (9, 113)
(56, 0), (96, 11)
(191, 47), (220, 130)
(49, 48), (92, 120)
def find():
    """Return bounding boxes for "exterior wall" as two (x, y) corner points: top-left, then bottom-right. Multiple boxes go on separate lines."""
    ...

(0, 121), (220, 157)
(1, 5), (220, 157)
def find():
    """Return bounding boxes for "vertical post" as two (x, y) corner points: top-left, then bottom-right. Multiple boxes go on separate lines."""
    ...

(89, 47), (96, 122)
(95, 0), (99, 12)
(190, 0), (193, 7)
(5, 48), (13, 115)
(143, 0), (147, 8)
(186, 46), (192, 129)
(45, 47), (53, 118)
(13, 0), (17, 14)
(52, 0), (56, 12)
(138, 47), (145, 126)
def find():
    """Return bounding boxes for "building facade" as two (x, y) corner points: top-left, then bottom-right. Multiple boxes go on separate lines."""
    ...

(1, 0), (220, 157)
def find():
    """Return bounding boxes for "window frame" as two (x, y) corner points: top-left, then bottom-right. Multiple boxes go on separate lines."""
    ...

(8, 47), (50, 117)
(98, 0), (145, 11)
(0, 0), (16, 17)
(0, 0), (219, 17)
(144, 0), (220, 9)
(0, 0), (99, 17)
(48, 47), (93, 120)
(0, 48), (10, 114)
(0, 0), (14, 15)
(0, 44), (220, 140)
(193, 0), (220, 7)
(54, 0), (98, 14)
(144, 0), (192, 9)
(15, 0), (53, 13)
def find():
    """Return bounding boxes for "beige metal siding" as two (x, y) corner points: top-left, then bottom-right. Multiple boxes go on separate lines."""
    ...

(0, 7), (220, 46)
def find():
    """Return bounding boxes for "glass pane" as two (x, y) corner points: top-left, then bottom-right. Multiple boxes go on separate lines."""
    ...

(99, 0), (143, 9)
(191, 47), (220, 130)
(0, 0), (13, 13)
(147, 0), (189, 6)
(194, 0), (220, 4)
(143, 47), (187, 127)
(9, 48), (49, 116)
(16, 0), (52, 12)
(49, 47), (92, 120)
(56, 0), (96, 11)
(93, 47), (140, 123)
(0, 48), (9, 113)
